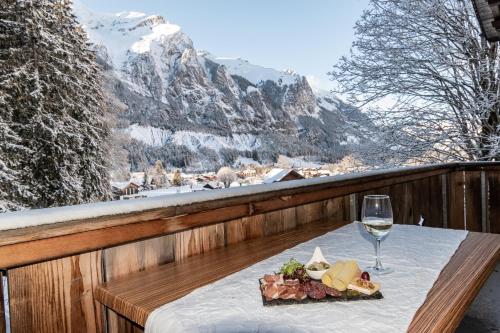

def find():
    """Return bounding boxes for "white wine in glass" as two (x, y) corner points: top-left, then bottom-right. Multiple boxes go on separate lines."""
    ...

(362, 195), (394, 275)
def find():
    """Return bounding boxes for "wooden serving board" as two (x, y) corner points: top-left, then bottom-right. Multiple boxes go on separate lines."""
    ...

(260, 282), (383, 306)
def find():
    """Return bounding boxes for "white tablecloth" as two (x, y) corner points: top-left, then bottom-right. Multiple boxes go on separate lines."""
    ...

(146, 222), (468, 333)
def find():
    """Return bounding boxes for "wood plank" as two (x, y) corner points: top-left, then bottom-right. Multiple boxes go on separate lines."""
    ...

(224, 215), (264, 246)
(447, 171), (466, 230)
(94, 220), (348, 326)
(224, 218), (245, 246)
(296, 201), (325, 225)
(464, 171), (483, 232)
(9, 251), (104, 333)
(0, 271), (5, 333)
(411, 176), (444, 228)
(408, 232), (500, 332)
(489, 171), (500, 234)
(107, 312), (144, 333)
(103, 235), (174, 333)
(174, 223), (225, 260)
(263, 210), (284, 236)
(103, 235), (175, 281)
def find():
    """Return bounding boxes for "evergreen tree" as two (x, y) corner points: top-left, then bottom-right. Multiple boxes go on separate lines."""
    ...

(172, 169), (182, 186)
(0, 0), (110, 210)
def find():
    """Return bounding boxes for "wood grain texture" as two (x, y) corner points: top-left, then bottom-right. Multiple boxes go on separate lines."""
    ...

(0, 271), (5, 333)
(447, 171), (466, 230)
(224, 215), (264, 246)
(175, 223), (225, 260)
(325, 196), (350, 222)
(411, 176), (444, 228)
(95, 220), (348, 326)
(408, 232), (500, 333)
(8, 251), (104, 333)
(107, 311), (144, 333)
(488, 171), (500, 234)
(104, 235), (175, 281)
(464, 171), (483, 232)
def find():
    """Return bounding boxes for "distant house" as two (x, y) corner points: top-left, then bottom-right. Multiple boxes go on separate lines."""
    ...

(191, 183), (215, 192)
(111, 181), (141, 199)
(263, 168), (305, 184)
(202, 182), (218, 190)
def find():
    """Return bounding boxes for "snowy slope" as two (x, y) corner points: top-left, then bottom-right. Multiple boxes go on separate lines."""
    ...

(201, 52), (299, 86)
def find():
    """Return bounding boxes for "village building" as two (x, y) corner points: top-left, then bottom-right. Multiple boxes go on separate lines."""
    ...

(263, 168), (305, 184)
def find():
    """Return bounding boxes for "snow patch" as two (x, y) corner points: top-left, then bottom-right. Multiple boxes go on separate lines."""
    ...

(170, 131), (261, 151)
(246, 85), (259, 94)
(125, 125), (261, 152)
(118, 11), (146, 19)
(126, 124), (169, 146)
(131, 23), (181, 53)
(234, 156), (261, 166)
(74, 6), (186, 69)
(206, 55), (299, 86)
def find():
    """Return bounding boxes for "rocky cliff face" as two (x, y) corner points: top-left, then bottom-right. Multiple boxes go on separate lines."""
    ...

(75, 5), (371, 171)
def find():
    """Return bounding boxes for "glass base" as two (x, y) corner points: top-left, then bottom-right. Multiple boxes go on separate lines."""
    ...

(364, 266), (394, 275)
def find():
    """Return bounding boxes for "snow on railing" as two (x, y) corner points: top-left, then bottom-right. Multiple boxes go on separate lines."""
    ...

(0, 164), (454, 231)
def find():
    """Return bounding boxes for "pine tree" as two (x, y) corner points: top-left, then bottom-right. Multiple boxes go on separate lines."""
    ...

(0, 0), (39, 211)
(172, 169), (182, 186)
(0, 0), (111, 210)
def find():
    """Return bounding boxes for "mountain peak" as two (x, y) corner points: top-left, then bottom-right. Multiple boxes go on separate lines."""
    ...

(115, 11), (146, 19)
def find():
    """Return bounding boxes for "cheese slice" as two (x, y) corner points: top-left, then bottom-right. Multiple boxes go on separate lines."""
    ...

(347, 278), (380, 295)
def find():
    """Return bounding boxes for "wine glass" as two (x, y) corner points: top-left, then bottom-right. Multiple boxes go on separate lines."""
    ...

(361, 195), (394, 275)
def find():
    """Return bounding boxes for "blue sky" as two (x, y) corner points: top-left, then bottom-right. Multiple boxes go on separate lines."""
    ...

(80, 0), (370, 91)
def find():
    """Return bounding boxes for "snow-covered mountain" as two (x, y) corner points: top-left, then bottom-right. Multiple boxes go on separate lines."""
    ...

(74, 4), (371, 171)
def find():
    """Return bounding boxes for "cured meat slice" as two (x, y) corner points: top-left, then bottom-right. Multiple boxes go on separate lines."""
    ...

(263, 274), (282, 283)
(324, 286), (342, 297)
(283, 278), (300, 286)
(294, 285), (307, 300)
(262, 283), (279, 301)
(307, 286), (326, 299)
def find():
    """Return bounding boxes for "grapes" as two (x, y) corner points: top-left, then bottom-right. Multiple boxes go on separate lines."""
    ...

(361, 271), (370, 281)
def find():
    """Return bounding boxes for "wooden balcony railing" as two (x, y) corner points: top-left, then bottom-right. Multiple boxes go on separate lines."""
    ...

(0, 162), (498, 333)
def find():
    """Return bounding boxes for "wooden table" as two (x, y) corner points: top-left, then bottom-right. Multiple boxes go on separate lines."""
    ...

(95, 221), (500, 333)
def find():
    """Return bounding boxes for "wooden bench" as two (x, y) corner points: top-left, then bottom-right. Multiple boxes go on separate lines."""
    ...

(95, 220), (500, 333)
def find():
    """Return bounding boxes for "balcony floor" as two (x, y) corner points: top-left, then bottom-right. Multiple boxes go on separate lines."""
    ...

(458, 263), (500, 333)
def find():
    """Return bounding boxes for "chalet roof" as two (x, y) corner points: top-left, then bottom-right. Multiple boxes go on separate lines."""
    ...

(473, 0), (500, 42)
(263, 168), (304, 184)
(111, 181), (141, 190)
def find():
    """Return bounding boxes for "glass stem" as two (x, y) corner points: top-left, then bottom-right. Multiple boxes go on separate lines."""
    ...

(375, 239), (382, 270)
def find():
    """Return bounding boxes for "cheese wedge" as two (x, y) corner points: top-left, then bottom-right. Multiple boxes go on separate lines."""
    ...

(347, 277), (380, 295)
(336, 260), (361, 286)
(321, 261), (345, 290)
(321, 260), (362, 291)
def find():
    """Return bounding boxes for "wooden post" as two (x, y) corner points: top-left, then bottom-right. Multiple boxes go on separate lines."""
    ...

(0, 271), (7, 333)
(481, 171), (489, 233)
